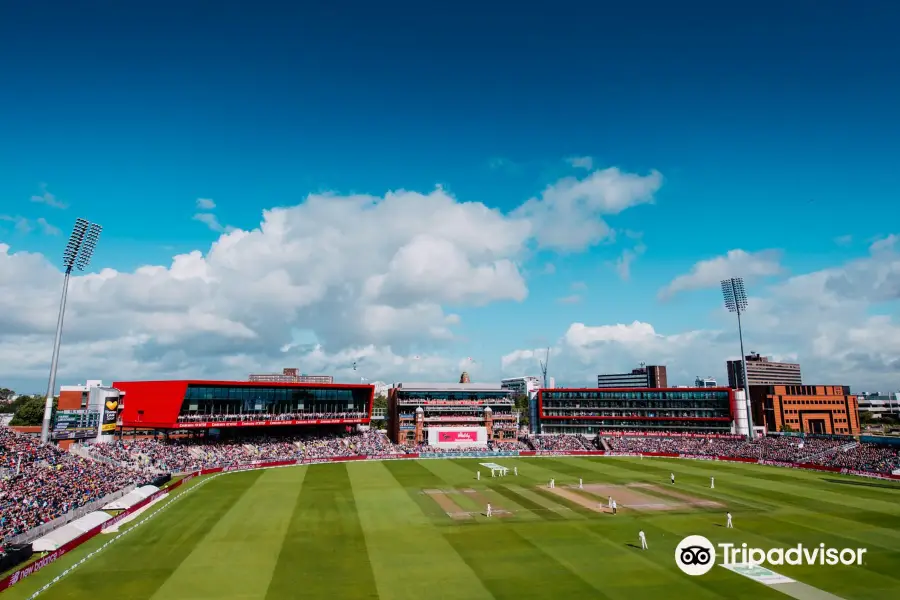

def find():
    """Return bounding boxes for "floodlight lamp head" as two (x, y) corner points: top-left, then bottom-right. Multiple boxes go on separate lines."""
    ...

(63, 219), (90, 269)
(74, 223), (102, 271)
(721, 277), (748, 312)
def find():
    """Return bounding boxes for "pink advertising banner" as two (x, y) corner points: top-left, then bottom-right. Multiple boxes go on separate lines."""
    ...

(438, 430), (481, 443)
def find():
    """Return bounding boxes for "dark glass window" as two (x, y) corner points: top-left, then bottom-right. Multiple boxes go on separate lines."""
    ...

(178, 385), (371, 418)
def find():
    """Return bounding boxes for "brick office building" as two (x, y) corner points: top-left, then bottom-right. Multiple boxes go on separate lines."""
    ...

(749, 385), (859, 435)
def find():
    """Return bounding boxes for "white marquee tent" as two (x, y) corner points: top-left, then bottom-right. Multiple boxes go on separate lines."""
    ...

(32, 511), (111, 552)
(102, 485), (159, 511)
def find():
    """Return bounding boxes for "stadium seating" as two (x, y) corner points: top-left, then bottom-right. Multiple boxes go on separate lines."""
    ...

(525, 434), (593, 451)
(1, 427), (141, 542)
(602, 435), (900, 474)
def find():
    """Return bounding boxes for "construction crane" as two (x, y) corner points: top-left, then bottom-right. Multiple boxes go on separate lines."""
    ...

(539, 347), (550, 389)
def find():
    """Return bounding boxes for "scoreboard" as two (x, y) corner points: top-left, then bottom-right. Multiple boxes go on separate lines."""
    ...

(52, 410), (101, 440)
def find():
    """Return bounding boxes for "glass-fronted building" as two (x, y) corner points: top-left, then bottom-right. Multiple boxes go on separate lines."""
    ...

(537, 387), (734, 435)
(179, 384), (370, 418)
(114, 380), (374, 429)
(388, 382), (517, 445)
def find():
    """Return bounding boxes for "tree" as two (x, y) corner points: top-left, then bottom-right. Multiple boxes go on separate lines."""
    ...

(858, 411), (876, 425)
(780, 423), (795, 433)
(0, 388), (24, 414)
(10, 396), (56, 426)
(373, 394), (387, 411)
(1, 396), (25, 414)
(513, 394), (530, 428)
(881, 413), (899, 426)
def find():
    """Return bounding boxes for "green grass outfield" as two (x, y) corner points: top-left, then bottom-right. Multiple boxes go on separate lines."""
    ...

(4, 457), (899, 600)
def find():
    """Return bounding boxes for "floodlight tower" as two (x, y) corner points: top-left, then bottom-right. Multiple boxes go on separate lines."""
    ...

(721, 277), (754, 440)
(41, 218), (102, 443)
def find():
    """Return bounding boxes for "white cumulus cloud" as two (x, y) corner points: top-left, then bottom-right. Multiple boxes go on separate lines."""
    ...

(513, 167), (662, 251)
(658, 249), (784, 300)
(502, 240), (900, 390)
(0, 168), (659, 391)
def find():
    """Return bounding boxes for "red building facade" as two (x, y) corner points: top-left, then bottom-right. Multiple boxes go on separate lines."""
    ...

(114, 380), (374, 429)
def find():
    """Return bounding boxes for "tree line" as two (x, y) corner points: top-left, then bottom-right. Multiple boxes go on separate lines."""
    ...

(0, 388), (56, 426)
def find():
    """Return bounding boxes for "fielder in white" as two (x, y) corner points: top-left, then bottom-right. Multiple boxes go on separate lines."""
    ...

(514, 467), (518, 476)
(710, 476), (715, 489)
(612, 499), (617, 515)
(726, 512), (733, 528)
(579, 478), (583, 489)
(670, 472), (675, 485)
(477, 471), (481, 480)
(549, 478), (555, 489)
(608, 495), (612, 509)
(639, 530), (648, 550)
(486, 503), (492, 518)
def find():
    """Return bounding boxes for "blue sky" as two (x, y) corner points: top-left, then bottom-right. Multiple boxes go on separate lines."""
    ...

(1, 1), (899, 392)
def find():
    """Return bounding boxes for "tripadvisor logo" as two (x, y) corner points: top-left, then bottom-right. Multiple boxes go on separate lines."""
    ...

(675, 535), (867, 576)
(676, 536), (717, 576)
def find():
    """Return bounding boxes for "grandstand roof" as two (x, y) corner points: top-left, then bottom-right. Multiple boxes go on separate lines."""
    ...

(394, 382), (504, 392)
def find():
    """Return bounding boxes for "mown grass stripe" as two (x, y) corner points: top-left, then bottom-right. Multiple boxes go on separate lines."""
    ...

(442, 524), (599, 600)
(151, 467), (305, 600)
(381, 459), (466, 522)
(265, 464), (378, 600)
(26, 471), (264, 600)
(348, 461), (494, 600)
(574, 517), (784, 600)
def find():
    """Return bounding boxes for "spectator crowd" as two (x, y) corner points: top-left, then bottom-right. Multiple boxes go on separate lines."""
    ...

(176, 412), (368, 423)
(1, 427), (141, 542)
(525, 434), (593, 452)
(602, 435), (900, 474)
(85, 431), (408, 472)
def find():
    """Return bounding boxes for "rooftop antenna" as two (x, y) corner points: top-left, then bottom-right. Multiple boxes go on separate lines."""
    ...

(539, 347), (550, 388)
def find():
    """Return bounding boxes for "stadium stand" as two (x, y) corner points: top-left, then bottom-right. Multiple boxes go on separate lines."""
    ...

(602, 435), (900, 474)
(83, 431), (900, 476)
(1, 427), (141, 542)
(525, 434), (593, 451)
(6, 422), (900, 547)
(82, 431), (409, 472)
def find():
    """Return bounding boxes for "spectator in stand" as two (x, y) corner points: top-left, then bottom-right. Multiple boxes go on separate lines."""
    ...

(817, 443), (900, 473)
(601, 434), (899, 474)
(84, 431), (407, 472)
(1, 427), (141, 542)
(526, 434), (592, 452)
